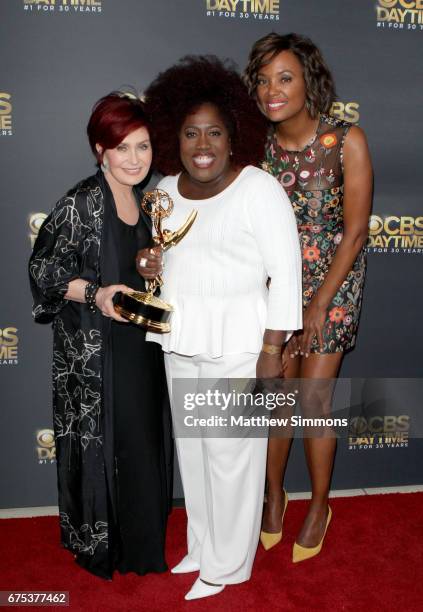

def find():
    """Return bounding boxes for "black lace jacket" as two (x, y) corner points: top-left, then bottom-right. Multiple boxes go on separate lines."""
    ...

(29, 171), (167, 578)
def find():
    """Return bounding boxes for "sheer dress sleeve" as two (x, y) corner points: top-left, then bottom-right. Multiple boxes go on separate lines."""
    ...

(29, 188), (95, 323)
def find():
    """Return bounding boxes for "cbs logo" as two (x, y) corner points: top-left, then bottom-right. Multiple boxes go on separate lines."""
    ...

(330, 102), (360, 124)
(36, 429), (56, 462)
(369, 215), (423, 236)
(0, 327), (18, 362)
(0, 327), (18, 347)
(0, 93), (12, 130)
(0, 93), (12, 115)
(349, 415), (409, 435)
(378, 0), (423, 7)
(29, 213), (47, 247)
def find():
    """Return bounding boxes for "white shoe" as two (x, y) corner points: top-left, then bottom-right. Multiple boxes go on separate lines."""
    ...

(171, 555), (200, 574)
(185, 577), (225, 601)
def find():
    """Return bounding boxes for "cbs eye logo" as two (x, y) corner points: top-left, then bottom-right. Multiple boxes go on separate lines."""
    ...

(36, 429), (56, 463)
(349, 415), (409, 435)
(378, 0), (422, 8)
(369, 215), (423, 236)
(37, 429), (55, 448)
(0, 93), (12, 135)
(29, 213), (47, 248)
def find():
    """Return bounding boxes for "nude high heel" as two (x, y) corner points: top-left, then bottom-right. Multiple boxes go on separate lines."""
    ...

(260, 489), (289, 551)
(292, 506), (332, 563)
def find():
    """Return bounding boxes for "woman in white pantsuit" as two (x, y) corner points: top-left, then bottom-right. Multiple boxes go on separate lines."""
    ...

(138, 56), (302, 601)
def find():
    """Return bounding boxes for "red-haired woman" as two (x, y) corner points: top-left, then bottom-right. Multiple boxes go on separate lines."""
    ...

(29, 92), (171, 579)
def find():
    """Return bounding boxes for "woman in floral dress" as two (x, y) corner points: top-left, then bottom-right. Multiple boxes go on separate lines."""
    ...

(244, 33), (372, 561)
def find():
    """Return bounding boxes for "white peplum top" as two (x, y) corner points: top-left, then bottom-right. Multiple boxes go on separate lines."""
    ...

(146, 165), (302, 357)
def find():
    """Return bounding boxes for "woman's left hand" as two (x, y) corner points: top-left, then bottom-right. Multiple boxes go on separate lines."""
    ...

(298, 299), (327, 356)
(256, 352), (283, 379)
(95, 284), (134, 322)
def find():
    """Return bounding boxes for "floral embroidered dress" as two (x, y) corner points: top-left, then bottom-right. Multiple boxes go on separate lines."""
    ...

(263, 114), (366, 353)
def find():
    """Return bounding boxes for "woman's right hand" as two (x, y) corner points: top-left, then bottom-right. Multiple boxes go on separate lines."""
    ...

(136, 246), (163, 280)
(286, 333), (300, 359)
(95, 284), (133, 322)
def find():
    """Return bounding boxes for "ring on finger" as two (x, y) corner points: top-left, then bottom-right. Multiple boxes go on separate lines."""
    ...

(139, 257), (148, 268)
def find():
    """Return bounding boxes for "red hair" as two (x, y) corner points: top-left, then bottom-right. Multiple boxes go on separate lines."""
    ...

(87, 92), (150, 165)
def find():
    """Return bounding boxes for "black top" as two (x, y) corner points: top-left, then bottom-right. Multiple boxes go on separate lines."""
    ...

(112, 212), (146, 291)
(110, 209), (169, 576)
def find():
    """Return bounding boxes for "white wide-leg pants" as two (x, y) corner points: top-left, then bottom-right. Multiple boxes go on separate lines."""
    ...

(164, 352), (268, 585)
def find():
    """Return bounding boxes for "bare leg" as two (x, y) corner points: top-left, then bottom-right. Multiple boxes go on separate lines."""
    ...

(295, 352), (343, 547)
(261, 354), (300, 533)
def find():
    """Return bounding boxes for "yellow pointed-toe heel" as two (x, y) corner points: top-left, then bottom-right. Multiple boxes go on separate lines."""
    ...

(260, 489), (289, 551)
(292, 506), (332, 563)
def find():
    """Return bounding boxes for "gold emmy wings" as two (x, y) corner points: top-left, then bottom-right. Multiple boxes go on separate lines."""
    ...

(142, 189), (198, 295)
(114, 188), (197, 332)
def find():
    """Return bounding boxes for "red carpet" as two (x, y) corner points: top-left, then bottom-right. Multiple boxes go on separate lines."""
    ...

(1, 493), (422, 611)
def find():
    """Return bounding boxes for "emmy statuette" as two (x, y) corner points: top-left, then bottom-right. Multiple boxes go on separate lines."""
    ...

(114, 189), (197, 332)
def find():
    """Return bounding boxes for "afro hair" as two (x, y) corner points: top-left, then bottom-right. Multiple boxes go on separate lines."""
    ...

(144, 55), (268, 176)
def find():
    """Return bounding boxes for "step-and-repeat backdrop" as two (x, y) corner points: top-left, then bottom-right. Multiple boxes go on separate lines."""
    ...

(1, 0), (422, 508)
